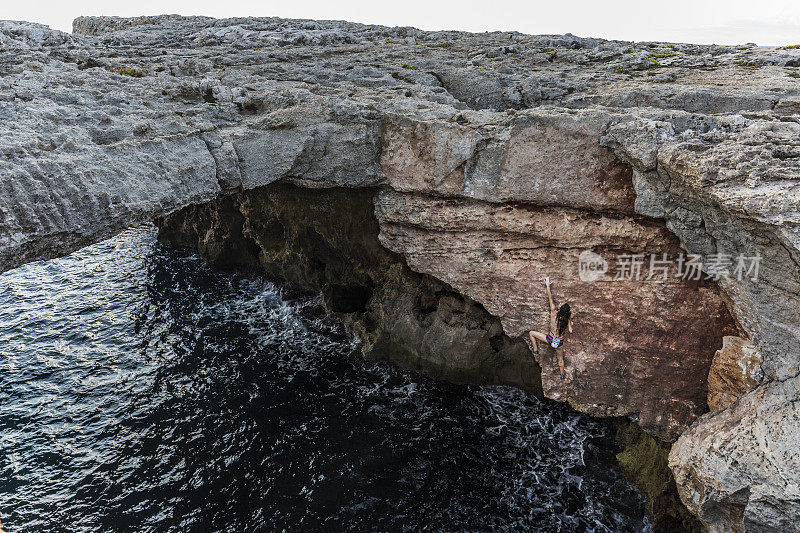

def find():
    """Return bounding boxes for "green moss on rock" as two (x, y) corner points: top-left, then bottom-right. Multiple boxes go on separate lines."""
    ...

(615, 418), (703, 533)
(107, 65), (147, 77)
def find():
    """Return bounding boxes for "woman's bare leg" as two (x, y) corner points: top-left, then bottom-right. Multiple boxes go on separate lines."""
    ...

(528, 331), (541, 354)
(531, 330), (564, 377)
(555, 347), (566, 378)
(529, 330), (547, 346)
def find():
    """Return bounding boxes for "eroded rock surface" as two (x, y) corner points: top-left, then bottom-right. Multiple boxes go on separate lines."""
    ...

(606, 116), (800, 383)
(669, 375), (800, 532)
(2, 14), (800, 530)
(707, 336), (763, 412)
(375, 187), (736, 441)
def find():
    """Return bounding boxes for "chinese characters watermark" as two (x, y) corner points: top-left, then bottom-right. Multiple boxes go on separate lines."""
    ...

(578, 251), (761, 282)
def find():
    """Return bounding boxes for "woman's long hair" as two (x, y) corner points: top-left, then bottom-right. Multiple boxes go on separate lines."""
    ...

(556, 303), (571, 336)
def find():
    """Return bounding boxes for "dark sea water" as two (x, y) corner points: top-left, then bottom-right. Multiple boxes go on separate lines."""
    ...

(0, 227), (650, 532)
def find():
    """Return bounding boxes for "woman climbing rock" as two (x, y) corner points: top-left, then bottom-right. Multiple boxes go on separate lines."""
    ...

(529, 277), (573, 379)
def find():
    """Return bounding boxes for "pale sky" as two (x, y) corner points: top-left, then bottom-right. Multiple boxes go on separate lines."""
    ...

(6, 0), (800, 46)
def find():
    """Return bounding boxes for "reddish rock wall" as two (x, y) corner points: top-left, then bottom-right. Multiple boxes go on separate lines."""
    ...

(378, 114), (738, 441)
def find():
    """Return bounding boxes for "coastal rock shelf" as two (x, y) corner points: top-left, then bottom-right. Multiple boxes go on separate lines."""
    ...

(2, 15), (799, 531)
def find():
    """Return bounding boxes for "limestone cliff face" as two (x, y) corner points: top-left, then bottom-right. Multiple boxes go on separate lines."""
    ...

(669, 374), (800, 533)
(604, 115), (800, 532)
(377, 113), (737, 441)
(2, 15), (800, 531)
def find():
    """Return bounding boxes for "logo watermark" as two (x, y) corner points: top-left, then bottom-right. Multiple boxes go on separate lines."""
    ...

(578, 250), (609, 282)
(577, 251), (761, 283)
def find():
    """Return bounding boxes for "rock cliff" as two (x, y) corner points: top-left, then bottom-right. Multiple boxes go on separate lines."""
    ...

(1, 15), (799, 531)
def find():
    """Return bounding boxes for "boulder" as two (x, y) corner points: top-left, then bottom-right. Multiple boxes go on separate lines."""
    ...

(669, 375), (800, 532)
